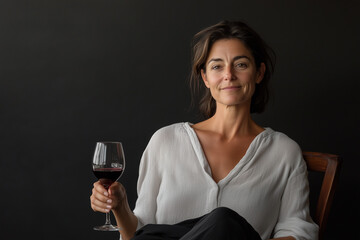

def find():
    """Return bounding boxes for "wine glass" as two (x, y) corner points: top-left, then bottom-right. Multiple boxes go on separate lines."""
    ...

(92, 142), (125, 231)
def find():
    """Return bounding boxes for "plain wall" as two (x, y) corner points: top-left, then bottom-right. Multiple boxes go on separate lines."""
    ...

(1, 0), (359, 239)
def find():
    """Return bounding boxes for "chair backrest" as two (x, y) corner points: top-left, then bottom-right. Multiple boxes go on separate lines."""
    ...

(302, 152), (342, 240)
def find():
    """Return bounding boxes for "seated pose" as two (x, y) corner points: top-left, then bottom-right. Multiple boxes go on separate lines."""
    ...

(90, 20), (319, 240)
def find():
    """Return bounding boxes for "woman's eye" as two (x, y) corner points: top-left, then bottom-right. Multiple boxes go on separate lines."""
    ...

(211, 65), (221, 70)
(235, 63), (247, 69)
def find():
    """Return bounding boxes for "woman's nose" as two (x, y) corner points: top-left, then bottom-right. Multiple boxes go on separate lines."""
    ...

(224, 66), (236, 81)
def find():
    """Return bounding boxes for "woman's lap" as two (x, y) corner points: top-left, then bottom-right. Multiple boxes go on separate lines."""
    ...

(131, 207), (261, 240)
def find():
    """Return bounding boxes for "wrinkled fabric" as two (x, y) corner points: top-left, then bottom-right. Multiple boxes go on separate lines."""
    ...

(133, 122), (318, 240)
(131, 207), (261, 240)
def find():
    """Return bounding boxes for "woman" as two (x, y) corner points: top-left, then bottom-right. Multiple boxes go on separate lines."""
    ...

(90, 20), (318, 240)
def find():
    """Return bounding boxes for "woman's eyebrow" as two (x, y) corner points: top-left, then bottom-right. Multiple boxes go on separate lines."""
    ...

(207, 55), (251, 65)
(233, 55), (251, 61)
(207, 58), (223, 65)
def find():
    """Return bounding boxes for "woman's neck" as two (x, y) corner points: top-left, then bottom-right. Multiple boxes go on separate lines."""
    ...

(195, 104), (263, 141)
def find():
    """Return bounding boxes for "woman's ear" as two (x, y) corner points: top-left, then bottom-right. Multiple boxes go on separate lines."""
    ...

(256, 63), (266, 84)
(201, 69), (210, 88)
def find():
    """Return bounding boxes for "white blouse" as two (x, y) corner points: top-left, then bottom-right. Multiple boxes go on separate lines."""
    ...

(133, 122), (318, 240)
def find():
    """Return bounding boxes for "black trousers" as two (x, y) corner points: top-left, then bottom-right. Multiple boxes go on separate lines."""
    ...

(131, 207), (262, 240)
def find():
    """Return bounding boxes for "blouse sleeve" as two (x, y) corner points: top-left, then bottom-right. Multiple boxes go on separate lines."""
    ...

(272, 150), (319, 240)
(132, 131), (162, 230)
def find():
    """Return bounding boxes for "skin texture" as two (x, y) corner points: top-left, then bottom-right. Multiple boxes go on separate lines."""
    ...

(90, 38), (296, 240)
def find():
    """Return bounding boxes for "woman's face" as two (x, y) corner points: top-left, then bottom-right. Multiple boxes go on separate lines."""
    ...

(201, 38), (265, 110)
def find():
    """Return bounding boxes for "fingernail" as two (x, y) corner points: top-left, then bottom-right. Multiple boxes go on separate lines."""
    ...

(104, 192), (108, 196)
(104, 208), (110, 212)
(107, 199), (112, 203)
(106, 205), (111, 209)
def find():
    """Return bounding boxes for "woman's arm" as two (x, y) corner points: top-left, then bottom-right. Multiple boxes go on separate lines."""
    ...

(109, 182), (138, 240)
(271, 142), (318, 239)
(112, 205), (138, 240)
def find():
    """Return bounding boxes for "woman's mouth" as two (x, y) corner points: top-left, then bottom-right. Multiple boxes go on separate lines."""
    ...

(221, 86), (241, 90)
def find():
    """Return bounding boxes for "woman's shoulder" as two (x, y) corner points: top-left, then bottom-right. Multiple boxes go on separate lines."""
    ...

(262, 128), (304, 167)
(148, 122), (189, 144)
(153, 122), (188, 136)
(264, 128), (301, 151)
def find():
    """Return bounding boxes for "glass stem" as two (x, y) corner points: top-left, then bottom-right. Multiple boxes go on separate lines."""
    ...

(105, 212), (112, 225)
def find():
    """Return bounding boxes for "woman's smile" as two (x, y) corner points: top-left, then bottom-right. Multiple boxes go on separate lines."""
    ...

(220, 86), (242, 90)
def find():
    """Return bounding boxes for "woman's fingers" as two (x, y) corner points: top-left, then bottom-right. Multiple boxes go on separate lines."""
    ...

(91, 181), (127, 213)
(91, 181), (112, 212)
(91, 189), (110, 205)
(90, 194), (112, 213)
(93, 181), (108, 196)
(92, 184), (110, 202)
(108, 182), (127, 210)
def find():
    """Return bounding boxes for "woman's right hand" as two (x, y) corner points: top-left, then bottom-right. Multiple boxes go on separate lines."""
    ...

(90, 181), (138, 239)
(90, 181), (127, 214)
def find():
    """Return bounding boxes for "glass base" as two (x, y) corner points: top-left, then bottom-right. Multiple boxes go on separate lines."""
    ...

(93, 224), (120, 231)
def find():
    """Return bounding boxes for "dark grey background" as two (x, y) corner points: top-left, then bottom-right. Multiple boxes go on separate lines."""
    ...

(1, 0), (359, 239)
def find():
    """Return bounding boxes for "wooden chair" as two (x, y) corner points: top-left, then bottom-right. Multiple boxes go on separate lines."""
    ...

(302, 152), (342, 240)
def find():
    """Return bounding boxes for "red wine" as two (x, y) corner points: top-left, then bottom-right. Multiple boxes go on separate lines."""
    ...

(93, 168), (123, 189)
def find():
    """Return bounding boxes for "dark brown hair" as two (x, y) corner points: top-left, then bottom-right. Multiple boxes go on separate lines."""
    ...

(189, 20), (275, 118)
